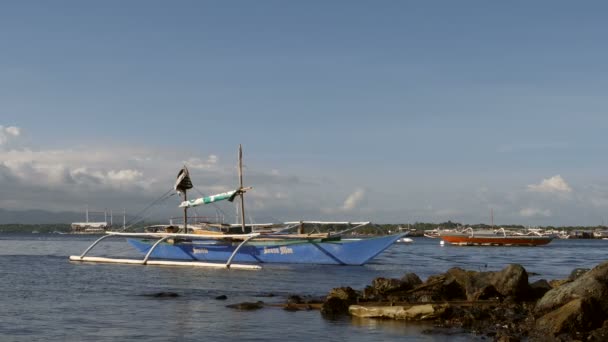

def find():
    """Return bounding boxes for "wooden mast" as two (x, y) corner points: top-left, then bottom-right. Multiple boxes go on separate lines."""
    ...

(183, 189), (188, 234)
(238, 144), (246, 233)
(175, 166), (193, 234)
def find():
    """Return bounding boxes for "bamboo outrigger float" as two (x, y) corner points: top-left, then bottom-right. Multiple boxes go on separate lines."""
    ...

(69, 231), (262, 270)
(69, 145), (405, 269)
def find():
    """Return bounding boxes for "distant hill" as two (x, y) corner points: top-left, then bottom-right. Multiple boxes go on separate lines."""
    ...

(0, 208), (84, 224)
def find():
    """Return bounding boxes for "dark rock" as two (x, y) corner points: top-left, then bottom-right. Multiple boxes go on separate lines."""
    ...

(327, 286), (359, 301)
(286, 295), (303, 305)
(528, 279), (552, 300)
(215, 295), (228, 300)
(476, 285), (502, 301)
(321, 297), (350, 316)
(444, 267), (497, 301)
(439, 264), (531, 301)
(438, 276), (467, 300)
(491, 264), (529, 300)
(400, 272), (423, 290)
(143, 292), (180, 298)
(568, 268), (590, 281)
(362, 275), (423, 301)
(226, 301), (264, 310)
(255, 293), (275, 297)
(403, 274), (452, 302)
(362, 286), (377, 301)
(371, 277), (404, 295)
(321, 287), (359, 316)
(283, 304), (300, 312)
(587, 320), (608, 342)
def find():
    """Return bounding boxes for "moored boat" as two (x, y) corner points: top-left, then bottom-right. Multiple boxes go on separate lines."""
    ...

(127, 228), (403, 265)
(440, 228), (554, 246)
(70, 145), (405, 268)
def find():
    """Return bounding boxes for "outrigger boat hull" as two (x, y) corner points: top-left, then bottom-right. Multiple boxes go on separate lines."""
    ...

(441, 235), (553, 246)
(127, 233), (404, 266)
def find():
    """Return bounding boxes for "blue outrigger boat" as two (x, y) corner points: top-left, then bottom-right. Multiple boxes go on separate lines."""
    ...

(70, 145), (405, 269)
(126, 222), (403, 265)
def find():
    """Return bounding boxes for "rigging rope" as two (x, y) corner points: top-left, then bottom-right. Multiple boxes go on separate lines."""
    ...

(122, 188), (175, 230)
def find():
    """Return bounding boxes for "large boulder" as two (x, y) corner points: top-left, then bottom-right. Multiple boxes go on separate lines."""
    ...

(349, 303), (449, 320)
(445, 267), (495, 301)
(321, 287), (359, 316)
(533, 298), (602, 337)
(536, 261), (608, 315)
(491, 264), (529, 300)
(363, 274), (422, 301)
(442, 264), (530, 301)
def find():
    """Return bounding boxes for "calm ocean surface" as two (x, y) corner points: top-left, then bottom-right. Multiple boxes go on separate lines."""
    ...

(1, 234), (606, 341)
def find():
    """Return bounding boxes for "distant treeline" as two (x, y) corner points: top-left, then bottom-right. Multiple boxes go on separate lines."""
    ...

(0, 224), (72, 233)
(0, 223), (153, 233)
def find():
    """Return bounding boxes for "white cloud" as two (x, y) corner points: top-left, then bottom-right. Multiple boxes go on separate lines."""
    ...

(519, 208), (552, 217)
(320, 188), (366, 215)
(107, 169), (143, 182)
(0, 145), (155, 192)
(527, 175), (572, 193)
(0, 125), (21, 145)
(5, 126), (20, 136)
(342, 188), (365, 211)
(185, 155), (219, 169)
(0, 129), (325, 219)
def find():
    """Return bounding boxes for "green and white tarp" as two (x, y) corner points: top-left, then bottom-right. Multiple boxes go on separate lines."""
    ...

(179, 190), (238, 208)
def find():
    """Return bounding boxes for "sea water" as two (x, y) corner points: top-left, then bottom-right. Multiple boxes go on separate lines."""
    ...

(1, 234), (606, 341)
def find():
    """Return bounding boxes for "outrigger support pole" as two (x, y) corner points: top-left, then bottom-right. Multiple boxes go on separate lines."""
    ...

(142, 236), (172, 265)
(333, 222), (372, 236)
(225, 234), (258, 269)
(70, 232), (262, 270)
(77, 234), (114, 259)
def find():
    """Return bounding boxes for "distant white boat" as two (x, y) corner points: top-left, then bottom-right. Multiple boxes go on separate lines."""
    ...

(71, 207), (126, 234)
(396, 237), (413, 244)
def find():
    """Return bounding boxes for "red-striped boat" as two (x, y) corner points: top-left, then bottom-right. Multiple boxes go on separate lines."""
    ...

(440, 228), (554, 246)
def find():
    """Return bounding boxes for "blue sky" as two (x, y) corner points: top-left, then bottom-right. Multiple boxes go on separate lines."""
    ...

(1, 1), (607, 225)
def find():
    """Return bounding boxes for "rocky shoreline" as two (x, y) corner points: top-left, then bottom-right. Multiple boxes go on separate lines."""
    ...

(315, 262), (608, 341)
(219, 262), (608, 340)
